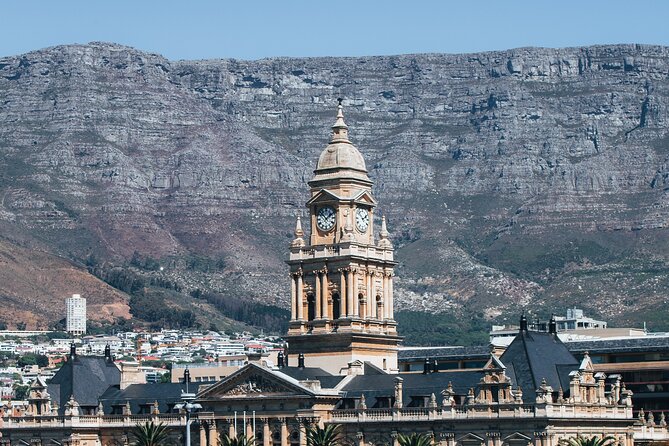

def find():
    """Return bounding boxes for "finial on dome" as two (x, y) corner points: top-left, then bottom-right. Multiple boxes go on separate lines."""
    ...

(291, 216), (305, 248)
(331, 99), (349, 142)
(378, 215), (393, 249)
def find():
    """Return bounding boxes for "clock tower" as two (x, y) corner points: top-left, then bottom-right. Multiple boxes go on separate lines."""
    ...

(285, 101), (400, 374)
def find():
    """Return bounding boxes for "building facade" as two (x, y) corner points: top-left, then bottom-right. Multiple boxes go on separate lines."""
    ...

(66, 294), (86, 336)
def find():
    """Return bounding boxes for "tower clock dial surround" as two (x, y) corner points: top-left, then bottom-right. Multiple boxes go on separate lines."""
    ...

(355, 208), (370, 232)
(317, 206), (336, 231)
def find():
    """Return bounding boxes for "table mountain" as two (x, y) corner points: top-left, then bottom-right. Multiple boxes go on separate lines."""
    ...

(0, 42), (668, 339)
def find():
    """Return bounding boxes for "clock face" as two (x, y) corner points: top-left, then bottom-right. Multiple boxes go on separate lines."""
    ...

(317, 206), (336, 231)
(355, 208), (370, 232)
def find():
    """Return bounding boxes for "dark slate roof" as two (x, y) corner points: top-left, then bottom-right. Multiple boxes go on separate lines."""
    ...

(99, 382), (213, 414)
(47, 355), (121, 415)
(276, 366), (346, 389)
(399, 346), (490, 361)
(341, 370), (482, 406)
(567, 336), (669, 354)
(278, 366), (332, 381)
(500, 331), (577, 394)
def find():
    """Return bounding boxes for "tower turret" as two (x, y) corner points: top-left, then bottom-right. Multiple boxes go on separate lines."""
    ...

(286, 102), (400, 374)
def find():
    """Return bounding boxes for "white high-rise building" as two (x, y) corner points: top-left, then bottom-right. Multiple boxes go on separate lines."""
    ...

(66, 294), (86, 335)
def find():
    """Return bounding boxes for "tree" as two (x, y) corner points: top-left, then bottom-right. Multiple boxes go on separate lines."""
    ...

(219, 433), (255, 446)
(559, 436), (617, 446)
(306, 425), (342, 446)
(397, 433), (433, 446)
(131, 421), (170, 446)
(18, 354), (49, 368)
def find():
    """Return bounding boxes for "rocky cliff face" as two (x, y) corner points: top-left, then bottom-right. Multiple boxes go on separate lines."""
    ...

(0, 42), (668, 332)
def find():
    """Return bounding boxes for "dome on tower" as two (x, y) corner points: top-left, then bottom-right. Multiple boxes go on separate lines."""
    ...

(311, 101), (371, 184)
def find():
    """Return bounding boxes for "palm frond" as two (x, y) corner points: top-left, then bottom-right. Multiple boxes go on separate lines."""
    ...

(132, 421), (170, 446)
(306, 425), (343, 446)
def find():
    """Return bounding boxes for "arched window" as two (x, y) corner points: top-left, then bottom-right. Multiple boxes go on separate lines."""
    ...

(332, 292), (341, 320)
(358, 293), (364, 317)
(376, 294), (383, 319)
(307, 293), (316, 321)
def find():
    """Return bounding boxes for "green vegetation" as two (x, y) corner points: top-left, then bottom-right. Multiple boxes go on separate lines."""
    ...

(559, 436), (616, 446)
(219, 434), (255, 446)
(192, 290), (289, 334)
(131, 421), (170, 446)
(397, 433), (433, 446)
(306, 424), (342, 446)
(396, 311), (488, 346)
(18, 354), (49, 368)
(129, 292), (196, 330)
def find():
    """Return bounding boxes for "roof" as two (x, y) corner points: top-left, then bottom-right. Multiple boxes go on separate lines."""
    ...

(500, 330), (577, 394)
(567, 336), (669, 354)
(341, 370), (482, 406)
(399, 345), (491, 361)
(99, 382), (213, 414)
(47, 355), (121, 414)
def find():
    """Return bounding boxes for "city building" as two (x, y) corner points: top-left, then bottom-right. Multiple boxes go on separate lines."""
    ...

(1, 104), (667, 446)
(65, 294), (86, 336)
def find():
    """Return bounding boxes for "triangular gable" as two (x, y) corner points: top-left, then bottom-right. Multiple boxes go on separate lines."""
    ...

(483, 354), (506, 371)
(305, 189), (343, 206)
(503, 433), (532, 442)
(457, 433), (485, 443)
(352, 190), (377, 205)
(579, 353), (594, 372)
(197, 364), (315, 399)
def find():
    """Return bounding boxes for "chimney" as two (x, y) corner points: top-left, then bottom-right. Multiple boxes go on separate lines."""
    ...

(519, 313), (528, 332)
(549, 314), (557, 334)
(277, 351), (285, 368)
(423, 357), (430, 375)
(184, 368), (191, 393)
(298, 353), (305, 369)
(104, 344), (112, 360)
(70, 343), (76, 360)
(432, 359), (439, 373)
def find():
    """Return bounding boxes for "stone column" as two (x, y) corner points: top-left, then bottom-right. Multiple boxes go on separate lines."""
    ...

(383, 273), (389, 319)
(315, 272), (321, 319)
(290, 275), (297, 320)
(339, 270), (347, 317)
(280, 418), (288, 446)
(246, 421), (253, 439)
(388, 273), (394, 320)
(199, 423), (207, 446)
(208, 422), (217, 446)
(299, 420), (307, 446)
(321, 270), (329, 319)
(352, 271), (359, 317)
(347, 270), (355, 317)
(262, 418), (271, 446)
(297, 271), (304, 321)
(229, 419), (236, 438)
(367, 271), (374, 318)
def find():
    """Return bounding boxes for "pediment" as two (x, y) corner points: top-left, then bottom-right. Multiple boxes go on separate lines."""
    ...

(457, 433), (485, 443)
(503, 433), (532, 442)
(306, 189), (342, 206)
(352, 190), (377, 205)
(197, 364), (314, 399)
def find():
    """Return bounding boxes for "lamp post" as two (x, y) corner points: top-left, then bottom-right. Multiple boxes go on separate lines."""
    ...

(174, 369), (202, 446)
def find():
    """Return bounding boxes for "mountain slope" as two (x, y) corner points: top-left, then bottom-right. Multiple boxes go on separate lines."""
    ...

(0, 43), (668, 334)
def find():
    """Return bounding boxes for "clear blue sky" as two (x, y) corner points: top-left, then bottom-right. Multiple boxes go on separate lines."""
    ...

(2, 0), (668, 60)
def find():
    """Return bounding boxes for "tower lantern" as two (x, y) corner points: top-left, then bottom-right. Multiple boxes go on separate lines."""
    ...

(285, 102), (400, 374)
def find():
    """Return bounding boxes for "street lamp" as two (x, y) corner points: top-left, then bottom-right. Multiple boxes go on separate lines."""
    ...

(174, 369), (202, 446)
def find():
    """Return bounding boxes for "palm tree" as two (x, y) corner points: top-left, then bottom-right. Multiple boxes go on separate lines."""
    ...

(131, 421), (170, 446)
(559, 435), (617, 446)
(219, 433), (255, 446)
(306, 424), (342, 446)
(396, 433), (433, 446)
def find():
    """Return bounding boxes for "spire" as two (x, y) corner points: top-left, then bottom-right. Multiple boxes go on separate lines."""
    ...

(331, 98), (350, 142)
(378, 215), (393, 249)
(291, 216), (305, 248)
(519, 313), (528, 332)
